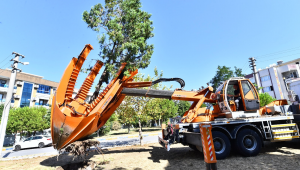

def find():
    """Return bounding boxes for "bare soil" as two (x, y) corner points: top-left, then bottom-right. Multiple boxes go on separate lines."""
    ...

(1, 140), (300, 170)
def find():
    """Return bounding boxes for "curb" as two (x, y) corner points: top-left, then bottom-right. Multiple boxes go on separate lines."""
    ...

(1, 133), (162, 150)
(1, 151), (58, 161)
(2, 148), (13, 151)
(1, 140), (159, 161)
(1, 132), (162, 160)
(97, 132), (162, 142)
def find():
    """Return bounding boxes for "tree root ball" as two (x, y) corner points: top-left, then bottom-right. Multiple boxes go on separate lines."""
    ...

(58, 139), (102, 161)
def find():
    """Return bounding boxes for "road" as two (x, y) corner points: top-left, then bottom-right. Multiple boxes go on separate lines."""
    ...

(1, 135), (158, 159)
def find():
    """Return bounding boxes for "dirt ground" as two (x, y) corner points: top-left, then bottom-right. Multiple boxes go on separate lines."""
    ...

(1, 140), (300, 170)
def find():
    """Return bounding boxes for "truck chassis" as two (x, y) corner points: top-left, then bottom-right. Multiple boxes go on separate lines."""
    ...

(161, 114), (300, 159)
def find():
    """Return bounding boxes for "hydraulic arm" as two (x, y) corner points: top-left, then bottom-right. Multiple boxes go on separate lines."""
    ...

(51, 45), (217, 149)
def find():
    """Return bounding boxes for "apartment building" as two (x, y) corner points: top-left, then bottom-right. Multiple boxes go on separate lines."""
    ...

(0, 69), (92, 108)
(246, 58), (300, 100)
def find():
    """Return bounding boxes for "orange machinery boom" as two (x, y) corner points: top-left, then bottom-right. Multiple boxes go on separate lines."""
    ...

(51, 45), (221, 150)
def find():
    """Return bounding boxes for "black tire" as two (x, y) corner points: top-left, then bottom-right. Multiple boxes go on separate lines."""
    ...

(212, 131), (231, 160)
(38, 142), (44, 148)
(15, 145), (21, 151)
(234, 128), (262, 157)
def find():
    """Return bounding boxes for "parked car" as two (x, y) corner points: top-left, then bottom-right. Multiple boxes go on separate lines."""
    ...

(13, 135), (52, 151)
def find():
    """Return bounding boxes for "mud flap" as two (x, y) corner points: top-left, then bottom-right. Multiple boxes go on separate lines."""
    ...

(158, 136), (170, 151)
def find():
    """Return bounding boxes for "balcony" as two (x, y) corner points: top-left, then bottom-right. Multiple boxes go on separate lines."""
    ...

(0, 85), (17, 93)
(14, 95), (21, 99)
(286, 77), (300, 84)
(278, 64), (298, 73)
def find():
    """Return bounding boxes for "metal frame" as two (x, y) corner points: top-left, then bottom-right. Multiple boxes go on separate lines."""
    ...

(177, 115), (294, 129)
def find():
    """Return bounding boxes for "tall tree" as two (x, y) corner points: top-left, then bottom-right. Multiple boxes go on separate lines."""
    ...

(83, 0), (154, 103)
(6, 107), (49, 136)
(115, 67), (165, 145)
(115, 96), (137, 134)
(145, 98), (178, 126)
(210, 66), (245, 91)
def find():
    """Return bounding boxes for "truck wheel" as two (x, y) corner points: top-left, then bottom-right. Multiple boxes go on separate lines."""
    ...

(234, 128), (262, 157)
(212, 131), (231, 160)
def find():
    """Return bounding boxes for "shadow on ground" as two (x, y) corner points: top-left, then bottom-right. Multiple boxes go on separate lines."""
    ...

(40, 140), (300, 170)
(40, 151), (100, 169)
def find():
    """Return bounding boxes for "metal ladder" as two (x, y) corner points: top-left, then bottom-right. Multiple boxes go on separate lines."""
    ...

(270, 121), (300, 141)
(261, 121), (272, 139)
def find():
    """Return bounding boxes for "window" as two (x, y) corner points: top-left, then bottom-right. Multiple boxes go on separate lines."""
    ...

(215, 84), (224, 94)
(38, 99), (48, 106)
(37, 85), (51, 94)
(24, 137), (33, 141)
(291, 71), (298, 78)
(0, 80), (7, 87)
(263, 86), (273, 92)
(0, 94), (3, 102)
(33, 136), (42, 140)
(226, 84), (235, 95)
(20, 83), (33, 107)
(241, 80), (258, 99)
(261, 76), (270, 82)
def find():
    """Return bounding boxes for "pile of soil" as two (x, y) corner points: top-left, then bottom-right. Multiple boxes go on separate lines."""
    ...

(62, 139), (101, 161)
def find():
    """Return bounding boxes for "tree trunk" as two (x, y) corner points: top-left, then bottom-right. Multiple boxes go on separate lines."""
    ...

(97, 129), (100, 137)
(14, 133), (16, 144)
(138, 117), (143, 146)
(20, 130), (23, 141)
(159, 118), (161, 127)
(89, 68), (108, 104)
(128, 123), (131, 134)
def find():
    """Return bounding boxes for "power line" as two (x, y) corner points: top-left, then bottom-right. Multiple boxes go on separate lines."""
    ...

(0, 60), (11, 69)
(256, 53), (300, 63)
(241, 60), (248, 71)
(255, 46), (300, 59)
(0, 54), (12, 64)
(0, 61), (12, 74)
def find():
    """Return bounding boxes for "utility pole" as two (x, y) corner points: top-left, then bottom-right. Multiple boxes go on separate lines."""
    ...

(249, 57), (261, 93)
(0, 52), (28, 158)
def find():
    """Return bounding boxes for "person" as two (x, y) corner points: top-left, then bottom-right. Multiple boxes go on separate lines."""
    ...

(228, 84), (240, 99)
(228, 84), (242, 111)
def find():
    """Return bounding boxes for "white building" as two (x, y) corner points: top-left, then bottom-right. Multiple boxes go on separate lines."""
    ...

(0, 69), (93, 108)
(246, 58), (300, 100)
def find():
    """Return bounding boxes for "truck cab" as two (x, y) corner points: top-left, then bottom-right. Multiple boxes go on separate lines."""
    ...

(212, 78), (261, 118)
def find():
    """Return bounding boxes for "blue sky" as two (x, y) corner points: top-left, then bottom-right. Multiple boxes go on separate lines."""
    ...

(1, 0), (300, 91)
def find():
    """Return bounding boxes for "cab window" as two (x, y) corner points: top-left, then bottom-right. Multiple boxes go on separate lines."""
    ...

(241, 81), (257, 99)
(215, 84), (224, 94)
(227, 85), (235, 96)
